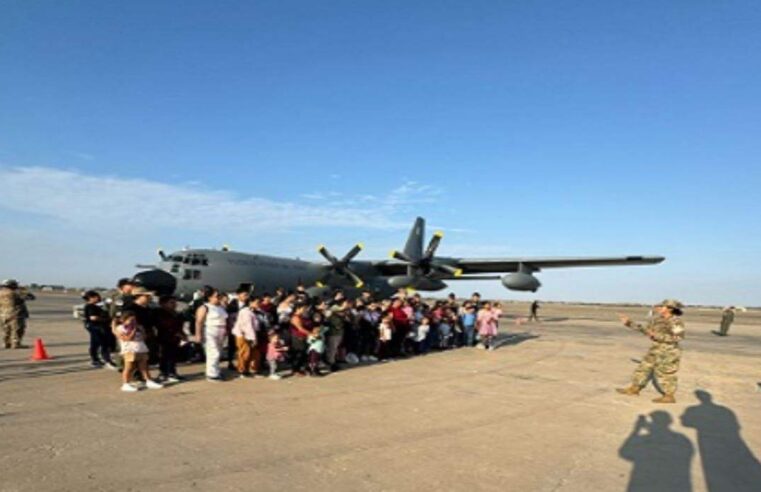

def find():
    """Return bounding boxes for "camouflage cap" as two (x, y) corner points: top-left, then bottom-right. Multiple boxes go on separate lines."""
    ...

(658, 299), (684, 310)
(131, 286), (155, 297)
(1, 279), (19, 289)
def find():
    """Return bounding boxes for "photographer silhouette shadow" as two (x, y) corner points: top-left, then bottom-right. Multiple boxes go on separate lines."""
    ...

(620, 411), (694, 491)
(681, 390), (761, 491)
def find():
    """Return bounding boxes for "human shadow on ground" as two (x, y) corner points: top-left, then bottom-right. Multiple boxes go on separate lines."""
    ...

(0, 354), (91, 369)
(492, 332), (540, 349)
(681, 390), (761, 492)
(45, 341), (89, 348)
(620, 411), (694, 491)
(0, 364), (100, 383)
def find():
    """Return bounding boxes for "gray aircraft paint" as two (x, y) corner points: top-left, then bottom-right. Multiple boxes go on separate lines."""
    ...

(132, 217), (665, 299)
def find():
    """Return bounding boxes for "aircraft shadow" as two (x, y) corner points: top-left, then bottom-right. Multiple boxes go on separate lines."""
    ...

(681, 390), (761, 491)
(620, 411), (694, 491)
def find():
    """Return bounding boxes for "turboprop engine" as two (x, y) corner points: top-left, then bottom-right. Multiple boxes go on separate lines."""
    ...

(501, 272), (541, 292)
(387, 276), (447, 291)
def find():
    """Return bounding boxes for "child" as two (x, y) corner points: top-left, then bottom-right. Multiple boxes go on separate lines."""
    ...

(116, 312), (163, 392)
(476, 302), (500, 350)
(415, 317), (431, 354)
(460, 303), (477, 347)
(306, 321), (326, 377)
(232, 298), (259, 378)
(377, 312), (394, 360)
(266, 330), (288, 380)
(438, 309), (455, 349)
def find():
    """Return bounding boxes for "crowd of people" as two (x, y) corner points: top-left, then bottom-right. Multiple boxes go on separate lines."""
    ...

(86, 279), (508, 392)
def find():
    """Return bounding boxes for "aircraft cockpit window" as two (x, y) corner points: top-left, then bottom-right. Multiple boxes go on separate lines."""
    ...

(170, 255), (183, 262)
(170, 264), (180, 274)
(191, 257), (201, 265)
(182, 256), (190, 264)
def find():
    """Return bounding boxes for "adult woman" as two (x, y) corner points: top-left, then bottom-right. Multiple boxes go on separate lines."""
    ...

(82, 290), (117, 370)
(289, 304), (311, 376)
(195, 288), (228, 382)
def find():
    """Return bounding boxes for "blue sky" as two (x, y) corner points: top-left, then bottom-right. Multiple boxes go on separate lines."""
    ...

(1, 1), (759, 305)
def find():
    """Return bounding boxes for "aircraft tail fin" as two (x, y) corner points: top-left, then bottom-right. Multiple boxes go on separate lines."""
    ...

(403, 217), (425, 261)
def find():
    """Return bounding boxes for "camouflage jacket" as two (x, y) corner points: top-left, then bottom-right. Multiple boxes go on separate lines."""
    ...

(0, 287), (22, 318)
(628, 316), (685, 345)
(108, 291), (135, 320)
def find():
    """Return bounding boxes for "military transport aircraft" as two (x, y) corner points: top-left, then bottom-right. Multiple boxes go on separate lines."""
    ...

(132, 217), (664, 300)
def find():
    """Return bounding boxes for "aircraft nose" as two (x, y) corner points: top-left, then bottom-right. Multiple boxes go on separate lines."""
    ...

(132, 269), (177, 296)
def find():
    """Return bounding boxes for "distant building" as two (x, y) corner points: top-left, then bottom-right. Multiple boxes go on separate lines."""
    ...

(38, 285), (66, 292)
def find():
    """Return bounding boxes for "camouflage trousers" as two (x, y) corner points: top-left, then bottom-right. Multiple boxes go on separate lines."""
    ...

(631, 343), (681, 395)
(1, 316), (22, 348)
(719, 319), (733, 335)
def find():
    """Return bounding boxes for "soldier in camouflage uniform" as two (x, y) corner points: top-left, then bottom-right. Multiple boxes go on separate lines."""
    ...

(712, 306), (735, 337)
(0, 279), (24, 349)
(108, 278), (136, 322)
(616, 299), (686, 404)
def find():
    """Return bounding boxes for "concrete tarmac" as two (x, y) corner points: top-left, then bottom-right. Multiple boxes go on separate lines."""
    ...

(1, 294), (760, 491)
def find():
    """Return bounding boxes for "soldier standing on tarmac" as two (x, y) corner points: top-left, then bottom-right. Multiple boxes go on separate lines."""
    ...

(616, 299), (686, 404)
(108, 278), (136, 322)
(529, 300), (541, 322)
(712, 306), (736, 337)
(0, 279), (25, 349)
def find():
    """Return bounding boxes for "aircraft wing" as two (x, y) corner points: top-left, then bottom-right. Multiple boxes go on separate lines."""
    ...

(371, 255), (664, 277)
(451, 255), (665, 274)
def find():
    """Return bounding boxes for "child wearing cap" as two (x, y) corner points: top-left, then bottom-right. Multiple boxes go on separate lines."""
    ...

(116, 311), (163, 392)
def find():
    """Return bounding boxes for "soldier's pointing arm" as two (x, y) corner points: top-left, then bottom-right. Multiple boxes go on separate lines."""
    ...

(619, 313), (647, 334)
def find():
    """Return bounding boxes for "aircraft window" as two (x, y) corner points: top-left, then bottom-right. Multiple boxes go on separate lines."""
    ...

(183, 256), (190, 264)
(183, 269), (192, 280)
(192, 270), (202, 279)
(191, 257), (201, 265)
(170, 264), (180, 274)
(202, 258), (209, 266)
(171, 255), (183, 262)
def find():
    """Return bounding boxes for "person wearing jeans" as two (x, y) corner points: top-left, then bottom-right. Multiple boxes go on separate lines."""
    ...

(82, 290), (117, 369)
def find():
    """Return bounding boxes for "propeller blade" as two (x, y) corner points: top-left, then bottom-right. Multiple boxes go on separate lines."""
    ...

(317, 245), (340, 266)
(391, 250), (414, 263)
(424, 231), (443, 259)
(345, 269), (365, 289)
(340, 243), (364, 263)
(433, 263), (463, 277)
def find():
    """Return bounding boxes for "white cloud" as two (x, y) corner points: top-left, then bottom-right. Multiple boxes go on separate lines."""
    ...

(0, 167), (444, 232)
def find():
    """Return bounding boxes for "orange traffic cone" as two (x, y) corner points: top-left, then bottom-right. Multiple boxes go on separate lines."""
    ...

(30, 338), (52, 361)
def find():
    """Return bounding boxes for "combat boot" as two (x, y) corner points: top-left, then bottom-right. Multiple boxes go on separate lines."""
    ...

(616, 386), (640, 396)
(652, 394), (676, 404)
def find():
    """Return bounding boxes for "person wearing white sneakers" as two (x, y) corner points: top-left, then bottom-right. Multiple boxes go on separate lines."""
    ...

(194, 288), (228, 382)
(116, 308), (163, 392)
